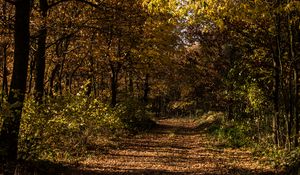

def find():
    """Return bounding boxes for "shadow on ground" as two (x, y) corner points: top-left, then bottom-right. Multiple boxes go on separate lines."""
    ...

(13, 118), (283, 175)
(16, 165), (280, 175)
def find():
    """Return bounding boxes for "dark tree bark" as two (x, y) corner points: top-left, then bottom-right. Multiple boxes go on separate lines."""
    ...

(1, 44), (8, 100)
(27, 56), (35, 94)
(67, 59), (83, 93)
(294, 57), (300, 147)
(143, 74), (150, 103)
(127, 56), (134, 98)
(1, 2), (9, 101)
(49, 64), (60, 97)
(272, 0), (282, 146)
(273, 40), (281, 147)
(294, 63), (299, 147)
(287, 8), (295, 149)
(111, 74), (117, 107)
(110, 63), (119, 107)
(285, 0), (299, 149)
(58, 59), (65, 95)
(34, 0), (48, 102)
(34, 27), (47, 102)
(0, 0), (31, 174)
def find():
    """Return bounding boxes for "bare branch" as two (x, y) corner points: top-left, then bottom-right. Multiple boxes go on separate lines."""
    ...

(48, 0), (69, 9)
(47, 0), (108, 11)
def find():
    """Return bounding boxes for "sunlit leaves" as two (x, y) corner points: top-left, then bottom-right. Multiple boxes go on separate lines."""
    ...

(247, 83), (266, 111)
(142, 0), (177, 14)
(19, 90), (126, 160)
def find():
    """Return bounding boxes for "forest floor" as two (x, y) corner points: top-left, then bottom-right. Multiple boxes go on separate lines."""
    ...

(63, 117), (281, 175)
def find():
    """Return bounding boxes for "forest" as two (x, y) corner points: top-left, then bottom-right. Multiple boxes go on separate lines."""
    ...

(1, 0), (300, 174)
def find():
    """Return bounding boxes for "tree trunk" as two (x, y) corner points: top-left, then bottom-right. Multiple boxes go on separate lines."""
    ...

(273, 44), (280, 147)
(57, 58), (65, 96)
(27, 56), (35, 94)
(1, 1), (9, 100)
(0, 0), (31, 174)
(287, 8), (295, 149)
(272, 0), (282, 147)
(143, 74), (150, 103)
(67, 60), (83, 93)
(2, 44), (8, 100)
(294, 63), (299, 147)
(110, 66), (118, 107)
(294, 59), (300, 147)
(110, 61), (122, 107)
(49, 64), (60, 97)
(127, 56), (134, 98)
(34, 27), (47, 102)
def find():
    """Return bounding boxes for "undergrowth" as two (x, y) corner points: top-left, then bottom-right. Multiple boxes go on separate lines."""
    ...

(253, 145), (300, 173)
(198, 111), (300, 174)
(197, 112), (253, 148)
(10, 90), (155, 163)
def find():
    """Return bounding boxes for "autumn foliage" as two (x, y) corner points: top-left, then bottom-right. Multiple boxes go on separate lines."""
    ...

(1, 0), (300, 174)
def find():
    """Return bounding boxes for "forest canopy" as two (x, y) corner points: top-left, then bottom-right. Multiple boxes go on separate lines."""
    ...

(1, 0), (300, 174)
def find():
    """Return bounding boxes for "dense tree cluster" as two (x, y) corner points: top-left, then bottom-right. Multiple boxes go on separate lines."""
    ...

(1, 0), (300, 174)
(0, 0), (181, 174)
(183, 0), (300, 149)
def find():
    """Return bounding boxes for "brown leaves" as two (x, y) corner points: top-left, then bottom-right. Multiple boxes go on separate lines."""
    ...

(76, 118), (277, 175)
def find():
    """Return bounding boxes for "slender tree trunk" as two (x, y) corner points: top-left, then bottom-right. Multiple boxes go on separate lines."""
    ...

(1, 1), (9, 100)
(58, 73), (63, 95)
(110, 61), (122, 107)
(88, 54), (95, 96)
(0, 0), (31, 174)
(143, 74), (150, 103)
(49, 64), (60, 97)
(273, 46), (280, 147)
(27, 56), (35, 94)
(273, 0), (282, 146)
(294, 63), (299, 147)
(294, 54), (300, 147)
(68, 60), (83, 93)
(257, 113), (261, 143)
(287, 87), (292, 150)
(287, 8), (295, 149)
(110, 65), (118, 107)
(127, 56), (134, 98)
(2, 44), (8, 99)
(34, 27), (47, 102)
(32, 0), (48, 100)
(58, 58), (65, 96)
(286, 0), (299, 148)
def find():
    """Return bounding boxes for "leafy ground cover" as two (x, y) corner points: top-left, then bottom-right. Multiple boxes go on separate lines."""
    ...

(10, 112), (288, 175)
(60, 117), (281, 175)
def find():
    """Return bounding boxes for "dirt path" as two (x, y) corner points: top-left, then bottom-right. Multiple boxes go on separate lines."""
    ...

(71, 118), (278, 175)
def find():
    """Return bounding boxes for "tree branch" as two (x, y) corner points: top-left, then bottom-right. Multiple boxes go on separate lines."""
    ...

(48, 0), (68, 9)
(75, 0), (109, 10)
(4, 0), (16, 5)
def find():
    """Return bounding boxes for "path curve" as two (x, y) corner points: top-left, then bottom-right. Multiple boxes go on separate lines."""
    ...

(72, 118), (278, 175)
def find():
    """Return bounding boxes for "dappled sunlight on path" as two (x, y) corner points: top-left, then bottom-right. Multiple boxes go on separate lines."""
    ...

(71, 118), (277, 175)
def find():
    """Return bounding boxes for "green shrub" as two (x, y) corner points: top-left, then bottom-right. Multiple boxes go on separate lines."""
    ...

(17, 91), (157, 162)
(119, 99), (156, 132)
(209, 121), (252, 148)
(220, 124), (251, 148)
(18, 92), (126, 161)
